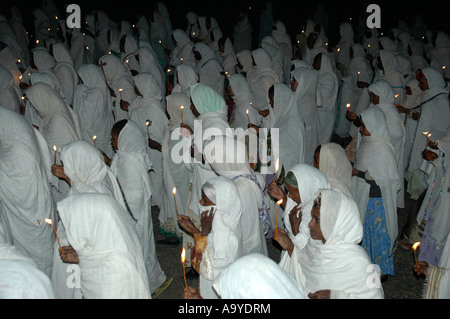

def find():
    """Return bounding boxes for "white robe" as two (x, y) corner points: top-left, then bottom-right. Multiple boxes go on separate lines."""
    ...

(194, 42), (224, 96)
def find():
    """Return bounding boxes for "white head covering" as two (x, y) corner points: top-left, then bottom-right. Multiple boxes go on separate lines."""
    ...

(318, 143), (352, 196)
(190, 82), (227, 119)
(57, 193), (151, 299)
(173, 64), (198, 96)
(214, 253), (306, 299)
(166, 92), (194, 130)
(298, 189), (384, 298)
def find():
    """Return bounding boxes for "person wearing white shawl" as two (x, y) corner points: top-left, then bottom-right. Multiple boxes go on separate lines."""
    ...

(98, 53), (133, 121)
(291, 189), (384, 298)
(368, 80), (406, 208)
(209, 27), (224, 64)
(172, 63), (198, 97)
(211, 253), (305, 299)
(429, 31), (450, 79)
(291, 67), (319, 164)
(314, 143), (352, 196)
(181, 83), (231, 270)
(408, 39), (428, 72)
(178, 176), (243, 299)
(235, 49), (253, 77)
(351, 106), (399, 279)
(185, 11), (200, 42)
(227, 73), (260, 130)
(57, 193), (151, 299)
(260, 35), (286, 85)
(205, 135), (268, 257)
(258, 2), (274, 44)
(414, 126), (450, 299)
(407, 67), (450, 200)
(336, 22), (354, 75)
(302, 32), (328, 67)
(72, 64), (114, 159)
(0, 243), (55, 299)
(219, 36), (236, 76)
(119, 33), (140, 74)
(51, 42), (78, 106)
(8, 6), (31, 68)
(272, 20), (293, 60)
(156, 2), (175, 51)
(313, 52), (338, 144)
(376, 49), (406, 106)
(268, 164), (330, 284)
(50, 140), (128, 299)
(26, 82), (81, 202)
(110, 120), (167, 294)
(233, 10), (252, 54)
(193, 42), (224, 96)
(159, 92), (194, 241)
(0, 64), (20, 113)
(247, 48), (279, 112)
(0, 106), (56, 278)
(170, 29), (196, 69)
(137, 46), (165, 99)
(128, 72), (169, 208)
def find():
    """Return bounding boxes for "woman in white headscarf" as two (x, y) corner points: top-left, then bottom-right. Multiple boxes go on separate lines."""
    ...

(336, 22), (354, 74)
(260, 35), (286, 84)
(219, 37), (236, 75)
(57, 193), (151, 299)
(376, 49), (406, 106)
(233, 10), (252, 54)
(313, 52), (338, 144)
(170, 29), (196, 69)
(268, 163), (330, 284)
(235, 50), (253, 77)
(212, 253), (305, 299)
(205, 135), (268, 257)
(72, 64), (114, 159)
(193, 42), (224, 96)
(0, 106), (56, 278)
(430, 31), (450, 79)
(408, 39), (428, 72)
(129, 72), (169, 208)
(368, 80), (406, 208)
(50, 140), (128, 299)
(185, 11), (200, 41)
(227, 73), (260, 130)
(272, 20), (292, 60)
(137, 46), (165, 99)
(178, 176), (243, 299)
(247, 48), (279, 112)
(313, 143), (352, 196)
(51, 42), (78, 106)
(110, 120), (167, 294)
(407, 67), (450, 200)
(26, 82), (81, 201)
(31, 48), (66, 101)
(0, 64), (20, 113)
(291, 67), (319, 164)
(158, 92), (194, 241)
(351, 106), (400, 279)
(172, 63), (198, 97)
(290, 189), (384, 298)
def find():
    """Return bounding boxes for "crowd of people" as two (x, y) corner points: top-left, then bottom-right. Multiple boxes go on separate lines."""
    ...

(0, 1), (449, 299)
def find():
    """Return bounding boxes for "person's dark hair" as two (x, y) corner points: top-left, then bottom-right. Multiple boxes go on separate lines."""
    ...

(218, 36), (227, 48)
(314, 144), (322, 154)
(112, 119), (128, 137)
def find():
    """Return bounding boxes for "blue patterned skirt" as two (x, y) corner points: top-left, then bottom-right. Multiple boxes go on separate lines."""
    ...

(361, 197), (395, 276)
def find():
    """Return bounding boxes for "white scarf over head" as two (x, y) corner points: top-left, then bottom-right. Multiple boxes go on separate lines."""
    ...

(172, 63), (198, 97)
(57, 193), (151, 299)
(199, 176), (243, 299)
(352, 106), (399, 252)
(319, 143), (353, 196)
(228, 73), (260, 130)
(298, 189), (384, 298)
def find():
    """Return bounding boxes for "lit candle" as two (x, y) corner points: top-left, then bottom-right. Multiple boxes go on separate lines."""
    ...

(443, 66), (446, 78)
(337, 47), (341, 59)
(53, 145), (57, 165)
(118, 88), (123, 100)
(19, 75), (23, 83)
(412, 242), (420, 266)
(45, 218), (64, 257)
(275, 199), (283, 240)
(180, 57), (184, 63)
(395, 94), (400, 99)
(422, 131), (430, 145)
(145, 120), (151, 139)
(173, 187), (180, 218)
(125, 59), (130, 70)
(181, 248), (189, 298)
(180, 106), (184, 126)
(167, 68), (171, 94)
(246, 109), (250, 124)
(346, 103), (351, 110)
(357, 71), (360, 82)
(274, 157), (280, 174)
(92, 135), (97, 148)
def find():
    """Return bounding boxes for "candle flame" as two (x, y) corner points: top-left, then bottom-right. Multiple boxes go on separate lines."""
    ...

(19, 75), (23, 80)
(44, 218), (53, 225)
(275, 157), (280, 172)
(395, 94), (399, 98)
(368, 44), (371, 48)
(180, 105), (184, 110)
(276, 199), (283, 205)
(167, 68), (171, 73)
(337, 48), (341, 52)
(422, 131), (429, 136)
(443, 66), (446, 70)
(172, 187), (177, 195)
(357, 71), (361, 74)
(146, 120), (150, 126)
(53, 145), (57, 152)
(181, 247), (186, 263)
(246, 109), (249, 115)
(118, 88), (123, 92)
(125, 59), (129, 64)
(93, 135), (97, 140)
(18, 59), (21, 63)
(346, 103), (351, 109)
(428, 133), (432, 138)
(412, 242), (420, 250)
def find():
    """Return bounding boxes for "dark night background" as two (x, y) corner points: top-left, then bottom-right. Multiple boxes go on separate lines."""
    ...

(1, 0), (449, 48)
